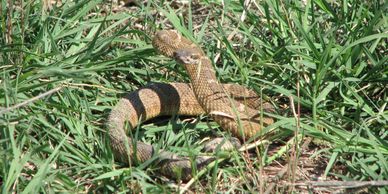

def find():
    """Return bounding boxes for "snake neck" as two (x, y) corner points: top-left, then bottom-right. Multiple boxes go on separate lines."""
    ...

(183, 59), (230, 104)
(182, 57), (272, 139)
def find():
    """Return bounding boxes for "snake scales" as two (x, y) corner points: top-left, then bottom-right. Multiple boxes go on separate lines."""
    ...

(108, 30), (274, 181)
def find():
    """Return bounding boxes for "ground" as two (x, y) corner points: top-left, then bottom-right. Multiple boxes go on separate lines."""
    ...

(0, 0), (387, 193)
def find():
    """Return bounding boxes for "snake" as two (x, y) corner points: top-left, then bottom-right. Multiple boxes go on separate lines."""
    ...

(108, 30), (274, 181)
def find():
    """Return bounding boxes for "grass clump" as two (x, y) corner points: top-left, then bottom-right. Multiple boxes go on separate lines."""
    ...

(0, 0), (387, 193)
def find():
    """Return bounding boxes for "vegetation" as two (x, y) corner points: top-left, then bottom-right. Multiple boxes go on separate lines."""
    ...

(1, 0), (387, 193)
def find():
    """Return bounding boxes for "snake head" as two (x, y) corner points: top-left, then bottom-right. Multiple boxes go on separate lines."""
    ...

(153, 30), (181, 57)
(173, 48), (202, 65)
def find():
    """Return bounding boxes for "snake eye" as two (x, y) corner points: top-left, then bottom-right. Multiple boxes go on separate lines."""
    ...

(191, 53), (201, 60)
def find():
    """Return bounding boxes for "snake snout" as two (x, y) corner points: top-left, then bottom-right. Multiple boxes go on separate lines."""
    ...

(173, 49), (201, 65)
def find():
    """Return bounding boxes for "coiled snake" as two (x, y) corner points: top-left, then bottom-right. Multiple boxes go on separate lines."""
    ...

(108, 30), (274, 181)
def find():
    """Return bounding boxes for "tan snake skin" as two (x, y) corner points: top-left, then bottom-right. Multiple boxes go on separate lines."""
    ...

(108, 30), (274, 181)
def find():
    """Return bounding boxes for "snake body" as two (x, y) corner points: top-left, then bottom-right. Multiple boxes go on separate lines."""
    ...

(108, 30), (274, 180)
(153, 30), (274, 139)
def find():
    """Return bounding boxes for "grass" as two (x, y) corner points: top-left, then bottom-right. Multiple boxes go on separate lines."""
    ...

(1, 0), (387, 193)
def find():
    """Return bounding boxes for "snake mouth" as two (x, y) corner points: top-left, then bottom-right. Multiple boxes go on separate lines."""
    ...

(173, 49), (202, 65)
